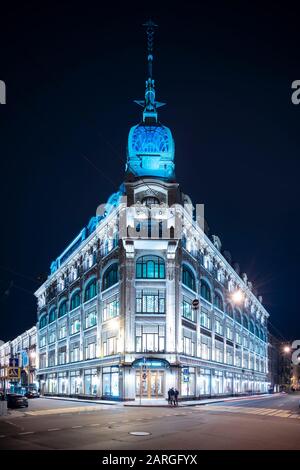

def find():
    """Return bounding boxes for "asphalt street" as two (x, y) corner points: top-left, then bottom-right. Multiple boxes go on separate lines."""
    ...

(0, 393), (299, 450)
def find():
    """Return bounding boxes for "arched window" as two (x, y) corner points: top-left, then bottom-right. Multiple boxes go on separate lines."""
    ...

(39, 314), (47, 329)
(249, 320), (255, 334)
(182, 265), (196, 291)
(70, 291), (80, 310)
(48, 308), (56, 324)
(200, 280), (211, 302)
(226, 304), (233, 318)
(255, 325), (260, 338)
(58, 300), (68, 318)
(136, 256), (165, 279)
(84, 278), (97, 301)
(102, 264), (119, 291)
(235, 309), (242, 324)
(243, 315), (249, 329)
(214, 292), (223, 311)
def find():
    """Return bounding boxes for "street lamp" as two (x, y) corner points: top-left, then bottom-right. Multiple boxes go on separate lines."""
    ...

(283, 346), (291, 354)
(231, 289), (244, 305)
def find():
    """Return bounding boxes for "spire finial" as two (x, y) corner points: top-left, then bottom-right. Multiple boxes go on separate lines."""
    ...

(134, 19), (165, 122)
(142, 19), (158, 79)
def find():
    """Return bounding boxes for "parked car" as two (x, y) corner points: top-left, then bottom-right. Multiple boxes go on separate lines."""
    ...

(25, 390), (40, 399)
(6, 393), (28, 408)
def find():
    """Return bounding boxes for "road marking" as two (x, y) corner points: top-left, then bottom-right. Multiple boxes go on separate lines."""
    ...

(18, 431), (34, 435)
(47, 428), (60, 431)
(201, 405), (300, 420)
(71, 425), (82, 429)
(129, 431), (151, 436)
(88, 423), (100, 427)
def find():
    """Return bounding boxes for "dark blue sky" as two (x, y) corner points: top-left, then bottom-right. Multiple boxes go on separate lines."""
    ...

(0, 1), (299, 341)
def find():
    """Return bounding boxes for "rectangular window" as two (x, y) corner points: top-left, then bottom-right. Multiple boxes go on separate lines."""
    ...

(226, 348), (233, 365)
(85, 309), (97, 329)
(70, 343), (80, 362)
(200, 309), (211, 329)
(58, 323), (67, 340)
(236, 331), (241, 345)
(182, 299), (195, 322)
(85, 341), (96, 359)
(135, 325), (165, 353)
(103, 337), (117, 356)
(215, 341), (224, 363)
(71, 318), (81, 335)
(48, 330), (56, 344)
(136, 290), (165, 314)
(215, 319), (223, 336)
(226, 326), (233, 340)
(58, 347), (66, 365)
(201, 336), (211, 360)
(103, 298), (119, 321)
(183, 336), (195, 356)
(39, 335), (46, 348)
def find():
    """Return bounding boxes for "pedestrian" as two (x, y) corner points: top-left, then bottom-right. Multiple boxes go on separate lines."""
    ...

(174, 388), (179, 406)
(169, 387), (175, 406)
(167, 388), (172, 405)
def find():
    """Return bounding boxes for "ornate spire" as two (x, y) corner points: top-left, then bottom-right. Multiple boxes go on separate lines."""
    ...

(134, 19), (165, 122)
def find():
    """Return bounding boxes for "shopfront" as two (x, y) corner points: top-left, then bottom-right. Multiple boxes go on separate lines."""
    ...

(70, 370), (82, 395)
(181, 366), (196, 397)
(102, 366), (119, 398)
(132, 358), (170, 399)
(199, 368), (211, 396)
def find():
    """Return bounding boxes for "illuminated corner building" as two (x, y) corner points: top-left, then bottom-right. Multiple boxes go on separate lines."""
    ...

(34, 21), (270, 401)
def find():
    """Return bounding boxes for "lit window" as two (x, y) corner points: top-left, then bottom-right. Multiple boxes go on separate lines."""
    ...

(136, 255), (165, 279)
(200, 280), (211, 302)
(182, 266), (196, 291)
(84, 279), (97, 301)
(102, 264), (119, 290)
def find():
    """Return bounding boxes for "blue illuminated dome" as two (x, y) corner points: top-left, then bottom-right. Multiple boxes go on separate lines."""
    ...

(127, 122), (175, 179)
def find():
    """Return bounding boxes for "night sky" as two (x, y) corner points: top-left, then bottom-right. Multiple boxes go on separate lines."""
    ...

(0, 1), (299, 342)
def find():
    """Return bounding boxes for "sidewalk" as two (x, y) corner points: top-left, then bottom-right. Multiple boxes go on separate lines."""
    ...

(124, 393), (279, 407)
(41, 396), (120, 406)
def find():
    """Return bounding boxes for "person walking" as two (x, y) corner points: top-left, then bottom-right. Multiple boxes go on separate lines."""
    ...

(167, 388), (172, 405)
(174, 388), (179, 406)
(169, 387), (175, 406)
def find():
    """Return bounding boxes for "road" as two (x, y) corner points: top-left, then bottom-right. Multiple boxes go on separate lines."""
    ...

(0, 393), (299, 450)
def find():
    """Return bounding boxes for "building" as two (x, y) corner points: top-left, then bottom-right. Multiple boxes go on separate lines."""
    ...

(34, 22), (270, 401)
(0, 326), (37, 393)
(267, 334), (295, 392)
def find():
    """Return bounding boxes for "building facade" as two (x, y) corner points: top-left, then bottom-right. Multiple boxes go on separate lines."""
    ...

(34, 23), (270, 400)
(0, 326), (37, 393)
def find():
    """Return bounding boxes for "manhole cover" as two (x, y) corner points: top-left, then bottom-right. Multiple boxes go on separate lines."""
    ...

(129, 431), (151, 436)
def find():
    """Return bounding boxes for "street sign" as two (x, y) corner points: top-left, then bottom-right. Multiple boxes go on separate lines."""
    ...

(183, 376), (190, 383)
(192, 299), (199, 309)
(9, 358), (19, 368)
(183, 368), (190, 375)
(7, 367), (20, 379)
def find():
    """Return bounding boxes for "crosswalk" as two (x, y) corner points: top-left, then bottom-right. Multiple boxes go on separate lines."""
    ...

(199, 404), (300, 420)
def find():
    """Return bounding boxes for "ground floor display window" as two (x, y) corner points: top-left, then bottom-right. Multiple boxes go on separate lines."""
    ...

(199, 368), (211, 395)
(84, 369), (98, 395)
(224, 372), (233, 394)
(102, 366), (119, 398)
(47, 373), (57, 394)
(58, 372), (68, 394)
(70, 370), (82, 394)
(234, 374), (242, 393)
(181, 367), (195, 396)
(213, 370), (224, 394)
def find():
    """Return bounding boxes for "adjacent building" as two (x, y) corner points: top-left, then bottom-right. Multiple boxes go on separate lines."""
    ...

(0, 327), (37, 393)
(34, 23), (270, 401)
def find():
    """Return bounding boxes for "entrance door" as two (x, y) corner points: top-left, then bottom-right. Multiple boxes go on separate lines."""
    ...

(136, 370), (164, 398)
